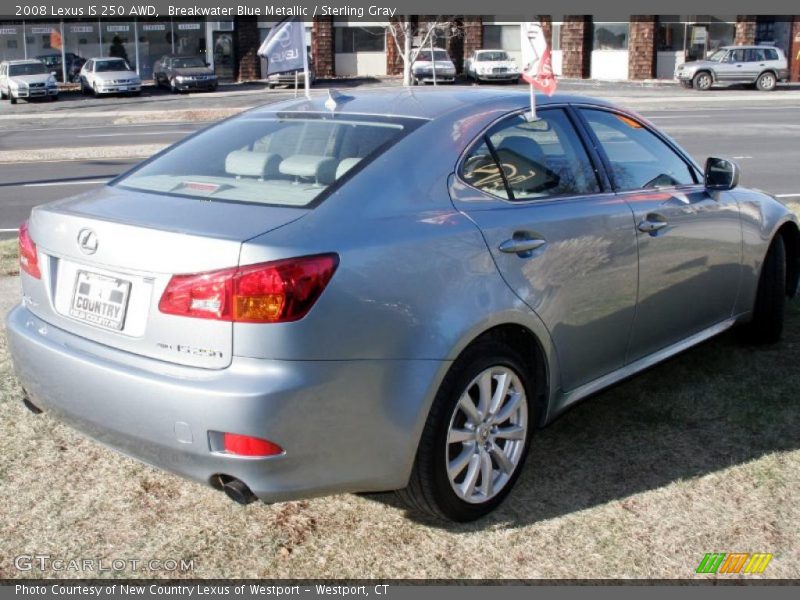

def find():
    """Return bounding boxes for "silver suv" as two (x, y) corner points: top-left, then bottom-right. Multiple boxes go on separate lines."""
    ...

(0, 59), (59, 103)
(675, 45), (789, 91)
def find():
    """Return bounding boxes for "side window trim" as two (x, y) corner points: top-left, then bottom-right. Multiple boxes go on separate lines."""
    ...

(573, 105), (702, 192)
(457, 105), (611, 203)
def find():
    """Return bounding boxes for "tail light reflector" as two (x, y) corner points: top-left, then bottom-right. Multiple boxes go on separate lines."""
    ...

(19, 222), (41, 279)
(158, 253), (338, 323)
(223, 433), (283, 457)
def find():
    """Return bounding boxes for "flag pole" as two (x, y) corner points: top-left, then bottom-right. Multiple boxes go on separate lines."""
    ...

(529, 82), (536, 120)
(302, 41), (311, 99)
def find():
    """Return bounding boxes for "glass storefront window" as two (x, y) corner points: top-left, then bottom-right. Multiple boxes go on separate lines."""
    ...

(707, 21), (735, 51)
(593, 23), (629, 50)
(137, 21), (172, 79)
(657, 19), (685, 51)
(61, 22), (98, 81)
(101, 22), (135, 69)
(0, 22), (26, 62)
(334, 27), (386, 53)
(482, 25), (521, 52)
(172, 21), (206, 60)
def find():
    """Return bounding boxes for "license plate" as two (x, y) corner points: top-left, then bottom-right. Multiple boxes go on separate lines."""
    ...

(119, 86), (128, 91)
(69, 270), (131, 331)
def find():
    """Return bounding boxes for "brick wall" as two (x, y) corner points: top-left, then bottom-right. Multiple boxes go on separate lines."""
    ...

(462, 16), (483, 65)
(628, 15), (657, 80)
(561, 16), (592, 79)
(234, 16), (260, 81)
(312, 17), (334, 77)
(735, 15), (757, 45)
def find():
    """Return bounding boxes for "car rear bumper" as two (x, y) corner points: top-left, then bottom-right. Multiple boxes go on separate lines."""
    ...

(6, 305), (443, 502)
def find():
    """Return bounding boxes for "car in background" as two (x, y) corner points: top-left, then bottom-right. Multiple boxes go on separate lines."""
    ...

(0, 59), (58, 103)
(411, 48), (456, 84)
(153, 54), (218, 93)
(7, 90), (799, 522)
(36, 52), (86, 83)
(675, 44), (789, 91)
(464, 49), (520, 83)
(79, 58), (141, 97)
(267, 55), (316, 89)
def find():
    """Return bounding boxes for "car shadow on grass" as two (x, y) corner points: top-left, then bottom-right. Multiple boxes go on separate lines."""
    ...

(365, 299), (800, 530)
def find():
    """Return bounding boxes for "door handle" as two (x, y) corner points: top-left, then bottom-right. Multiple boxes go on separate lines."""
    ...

(637, 217), (668, 234)
(499, 236), (547, 256)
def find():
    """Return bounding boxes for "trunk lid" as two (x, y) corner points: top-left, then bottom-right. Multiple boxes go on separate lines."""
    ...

(25, 186), (307, 369)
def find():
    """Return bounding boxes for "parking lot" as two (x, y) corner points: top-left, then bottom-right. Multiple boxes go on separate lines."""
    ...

(1, 79), (799, 579)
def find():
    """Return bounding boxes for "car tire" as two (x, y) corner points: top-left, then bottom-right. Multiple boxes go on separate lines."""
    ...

(92, 82), (99, 97)
(756, 71), (777, 92)
(10, 92), (17, 104)
(0, 89), (6, 100)
(396, 339), (535, 522)
(169, 78), (178, 93)
(692, 71), (713, 91)
(742, 235), (787, 344)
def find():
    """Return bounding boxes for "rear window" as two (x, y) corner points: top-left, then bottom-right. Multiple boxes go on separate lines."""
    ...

(115, 113), (423, 207)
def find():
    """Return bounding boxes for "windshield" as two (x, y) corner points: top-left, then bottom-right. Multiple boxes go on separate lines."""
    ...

(415, 50), (450, 62)
(9, 63), (47, 76)
(96, 59), (131, 72)
(115, 114), (421, 207)
(172, 57), (206, 68)
(706, 49), (727, 62)
(477, 51), (509, 62)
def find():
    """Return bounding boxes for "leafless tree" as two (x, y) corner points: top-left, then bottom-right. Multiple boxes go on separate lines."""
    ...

(385, 17), (463, 86)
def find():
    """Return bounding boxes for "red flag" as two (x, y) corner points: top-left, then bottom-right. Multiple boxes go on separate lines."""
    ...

(50, 28), (62, 51)
(521, 22), (557, 96)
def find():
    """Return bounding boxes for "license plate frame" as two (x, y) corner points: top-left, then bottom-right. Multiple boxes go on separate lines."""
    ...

(69, 270), (132, 331)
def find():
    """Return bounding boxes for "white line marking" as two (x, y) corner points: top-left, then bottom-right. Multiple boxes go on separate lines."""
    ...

(647, 115), (710, 119)
(0, 228), (18, 232)
(732, 156), (752, 159)
(24, 179), (110, 187)
(76, 130), (193, 138)
(776, 193), (800, 198)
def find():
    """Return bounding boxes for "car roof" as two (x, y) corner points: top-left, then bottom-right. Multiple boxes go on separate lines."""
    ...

(248, 88), (617, 121)
(720, 44), (780, 50)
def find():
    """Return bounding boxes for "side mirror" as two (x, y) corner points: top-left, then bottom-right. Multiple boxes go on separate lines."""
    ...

(705, 157), (739, 191)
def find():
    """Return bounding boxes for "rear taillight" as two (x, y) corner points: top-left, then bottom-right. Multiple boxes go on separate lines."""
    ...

(158, 254), (338, 323)
(223, 433), (283, 457)
(19, 222), (41, 279)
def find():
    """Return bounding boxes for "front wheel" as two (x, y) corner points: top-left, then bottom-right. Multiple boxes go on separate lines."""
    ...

(756, 71), (777, 92)
(741, 236), (787, 344)
(692, 71), (713, 91)
(397, 340), (535, 521)
(9, 92), (17, 104)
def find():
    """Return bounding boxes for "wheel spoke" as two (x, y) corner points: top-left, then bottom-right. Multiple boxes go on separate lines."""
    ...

(448, 445), (474, 479)
(489, 371), (511, 417)
(490, 443), (514, 474)
(494, 424), (526, 441)
(460, 454), (482, 497)
(448, 427), (475, 445)
(477, 371), (493, 419)
(492, 390), (522, 424)
(479, 450), (494, 497)
(457, 392), (481, 425)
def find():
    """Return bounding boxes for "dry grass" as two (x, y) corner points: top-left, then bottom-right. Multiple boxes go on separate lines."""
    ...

(1, 215), (799, 580)
(0, 239), (18, 277)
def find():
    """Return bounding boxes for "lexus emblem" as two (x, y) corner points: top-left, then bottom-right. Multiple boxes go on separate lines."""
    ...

(77, 228), (98, 255)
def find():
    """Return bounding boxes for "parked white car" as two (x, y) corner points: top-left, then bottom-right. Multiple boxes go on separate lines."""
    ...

(411, 48), (457, 84)
(79, 58), (141, 97)
(465, 50), (520, 83)
(0, 59), (58, 104)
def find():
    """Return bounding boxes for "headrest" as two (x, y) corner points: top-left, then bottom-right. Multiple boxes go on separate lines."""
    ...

(279, 155), (338, 184)
(225, 150), (281, 179)
(496, 135), (545, 162)
(336, 158), (361, 179)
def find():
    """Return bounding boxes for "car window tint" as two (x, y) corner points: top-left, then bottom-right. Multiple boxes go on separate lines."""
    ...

(746, 48), (766, 62)
(580, 109), (696, 191)
(460, 141), (511, 200)
(483, 109), (600, 200)
(729, 49), (746, 62)
(765, 48), (778, 60)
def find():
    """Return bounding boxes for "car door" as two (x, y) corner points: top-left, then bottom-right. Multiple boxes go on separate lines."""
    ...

(577, 107), (742, 362)
(744, 47), (767, 82)
(449, 107), (639, 392)
(726, 48), (750, 83)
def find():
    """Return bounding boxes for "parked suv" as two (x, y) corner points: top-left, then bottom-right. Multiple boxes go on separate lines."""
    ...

(0, 59), (58, 103)
(675, 45), (789, 91)
(153, 54), (218, 93)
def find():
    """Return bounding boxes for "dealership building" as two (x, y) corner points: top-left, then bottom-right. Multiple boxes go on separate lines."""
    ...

(1, 15), (798, 83)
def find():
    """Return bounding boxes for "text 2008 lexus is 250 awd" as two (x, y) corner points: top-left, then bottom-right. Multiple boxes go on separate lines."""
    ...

(7, 89), (799, 521)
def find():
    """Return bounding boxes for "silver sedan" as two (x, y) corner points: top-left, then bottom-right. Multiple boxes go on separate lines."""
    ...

(7, 90), (799, 521)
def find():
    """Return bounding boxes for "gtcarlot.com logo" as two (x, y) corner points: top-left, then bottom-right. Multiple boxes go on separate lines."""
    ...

(14, 554), (195, 573)
(696, 552), (773, 574)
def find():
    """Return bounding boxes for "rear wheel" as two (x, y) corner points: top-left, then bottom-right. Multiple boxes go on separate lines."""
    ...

(92, 82), (99, 97)
(397, 340), (535, 521)
(9, 92), (17, 104)
(742, 236), (787, 344)
(756, 71), (777, 92)
(692, 71), (713, 91)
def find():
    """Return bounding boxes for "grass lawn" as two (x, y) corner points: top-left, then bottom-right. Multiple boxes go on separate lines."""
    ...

(0, 208), (798, 579)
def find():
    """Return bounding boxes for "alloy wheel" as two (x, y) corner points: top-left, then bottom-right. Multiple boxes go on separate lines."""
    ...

(445, 366), (528, 504)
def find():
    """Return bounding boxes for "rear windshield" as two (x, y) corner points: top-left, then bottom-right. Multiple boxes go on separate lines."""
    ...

(415, 50), (450, 62)
(96, 59), (131, 72)
(115, 113), (423, 207)
(172, 57), (206, 68)
(477, 52), (509, 62)
(9, 63), (47, 76)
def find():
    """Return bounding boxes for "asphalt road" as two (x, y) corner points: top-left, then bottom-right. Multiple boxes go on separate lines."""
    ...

(1, 86), (799, 239)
